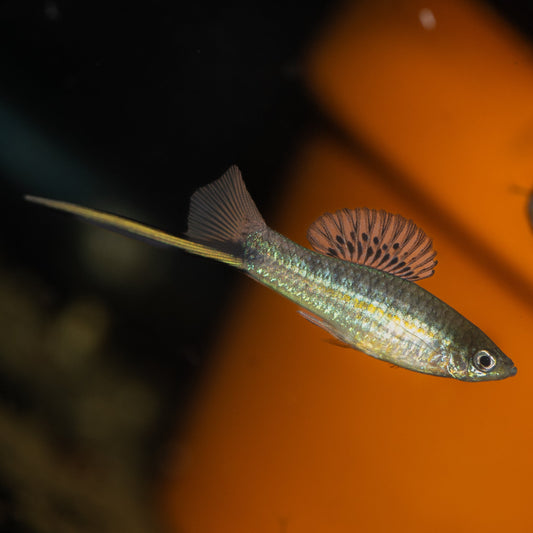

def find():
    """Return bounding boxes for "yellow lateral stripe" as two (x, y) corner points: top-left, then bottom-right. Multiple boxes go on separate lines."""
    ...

(25, 195), (242, 267)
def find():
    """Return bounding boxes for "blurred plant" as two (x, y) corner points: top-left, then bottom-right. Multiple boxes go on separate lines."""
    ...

(0, 261), (164, 533)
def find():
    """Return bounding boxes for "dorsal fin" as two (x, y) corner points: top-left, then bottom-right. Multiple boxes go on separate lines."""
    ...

(307, 208), (437, 281)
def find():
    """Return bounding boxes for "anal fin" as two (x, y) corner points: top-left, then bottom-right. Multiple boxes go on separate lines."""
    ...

(298, 310), (352, 348)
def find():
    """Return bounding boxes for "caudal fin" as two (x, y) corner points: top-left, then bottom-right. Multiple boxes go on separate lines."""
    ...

(25, 166), (267, 268)
(186, 165), (266, 260)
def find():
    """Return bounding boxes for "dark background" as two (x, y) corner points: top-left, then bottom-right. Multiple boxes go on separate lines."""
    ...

(0, 1), (529, 531)
(1, 0), (331, 399)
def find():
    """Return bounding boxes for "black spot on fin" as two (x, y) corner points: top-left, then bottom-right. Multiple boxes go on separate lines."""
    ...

(306, 208), (437, 281)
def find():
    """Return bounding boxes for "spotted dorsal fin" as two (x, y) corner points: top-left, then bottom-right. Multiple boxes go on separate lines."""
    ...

(307, 208), (437, 281)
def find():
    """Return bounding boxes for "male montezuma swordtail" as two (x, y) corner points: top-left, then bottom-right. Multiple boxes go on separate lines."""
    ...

(26, 166), (516, 381)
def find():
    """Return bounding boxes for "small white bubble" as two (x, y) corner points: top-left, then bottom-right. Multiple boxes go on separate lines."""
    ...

(419, 8), (436, 31)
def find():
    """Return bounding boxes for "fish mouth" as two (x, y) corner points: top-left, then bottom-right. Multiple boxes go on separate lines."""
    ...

(510, 365), (518, 377)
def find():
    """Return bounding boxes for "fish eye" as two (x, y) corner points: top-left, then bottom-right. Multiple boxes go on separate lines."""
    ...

(473, 350), (496, 372)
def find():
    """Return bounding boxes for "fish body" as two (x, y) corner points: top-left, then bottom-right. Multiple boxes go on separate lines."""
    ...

(244, 229), (510, 379)
(26, 166), (517, 381)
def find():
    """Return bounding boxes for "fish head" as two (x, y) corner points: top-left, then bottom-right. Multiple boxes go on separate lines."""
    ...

(447, 339), (517, 382)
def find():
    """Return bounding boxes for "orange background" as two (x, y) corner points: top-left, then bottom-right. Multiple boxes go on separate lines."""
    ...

(162, 1), (533, 532)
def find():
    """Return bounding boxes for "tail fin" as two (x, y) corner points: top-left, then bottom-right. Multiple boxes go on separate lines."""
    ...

(186, 165), (266, 260)
(25, 166), (267, 268)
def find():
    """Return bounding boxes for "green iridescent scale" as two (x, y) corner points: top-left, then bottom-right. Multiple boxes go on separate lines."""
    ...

(245, 229), (450, 375)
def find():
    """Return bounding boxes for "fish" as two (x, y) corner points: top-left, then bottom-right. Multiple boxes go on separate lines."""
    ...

(26, 166), (517, 381)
